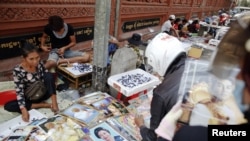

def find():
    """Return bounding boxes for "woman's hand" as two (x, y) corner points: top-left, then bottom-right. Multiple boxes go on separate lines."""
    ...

(57, 47), (66, 56)
(51, 102), (59, 114)
(51, 95), (59, 114)
(155, 101), (183, 140)
(134, 114), (145, 127)
(40, 45), (51, 52)
(21, 108), (30, 122)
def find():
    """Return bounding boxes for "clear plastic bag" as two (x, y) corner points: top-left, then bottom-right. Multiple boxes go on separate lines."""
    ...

(177, 59), (246, 126)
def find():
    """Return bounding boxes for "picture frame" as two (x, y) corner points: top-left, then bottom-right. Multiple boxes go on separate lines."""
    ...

(91, 97), (129, 117)
(89, 121), (128, 141)
(4, 126), (36, 141)
(77, 91), (110, 105)
(61, 103), (100, 125)
(112, 114), (142, 140)
(91, 97), (114, 117)
(37, 115), (68, 133)
(37, 115), (91, 141)
(106, 118), (139, 141)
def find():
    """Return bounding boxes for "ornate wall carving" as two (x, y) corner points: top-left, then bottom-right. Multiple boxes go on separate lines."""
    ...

(0, 7), (95, 22)
(0, 0), (231, 37)
(173, 0), (192, 5)
(123, 0), (169, 4)
(0, 0), (95, 5)
(120, 6), (168, 15)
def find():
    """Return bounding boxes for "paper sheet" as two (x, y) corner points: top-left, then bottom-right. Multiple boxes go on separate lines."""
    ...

(0, 109), (47, 140)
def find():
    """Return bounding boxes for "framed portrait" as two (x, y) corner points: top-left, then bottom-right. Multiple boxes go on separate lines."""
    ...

(61, 103), (100, 125)
(91, 97), (129, 117)
(89, 121), (128, 141)
(91, 97), (114, 117)
(106, 118), (138, 141)
(77, 91), (110, 105)
(4, 126), (36, 141)
(112, 114), (142, 140)
(37, 115), (91, 141)
(110, 101), (129, 115)
(37, 115), (67, 133)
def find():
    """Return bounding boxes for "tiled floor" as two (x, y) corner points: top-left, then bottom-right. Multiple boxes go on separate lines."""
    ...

(0, 81), (95, 124)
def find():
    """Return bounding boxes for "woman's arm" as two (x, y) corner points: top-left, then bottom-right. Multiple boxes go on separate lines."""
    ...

(13, 68), (30, 122)
(40, 33), (51, 52)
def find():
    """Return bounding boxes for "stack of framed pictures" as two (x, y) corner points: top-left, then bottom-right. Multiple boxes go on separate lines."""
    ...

(2, 125), (47, 141)
(31, 115), (92, 141)
(107, 114), (142, 140)
(1, 91), (145, 141)
(70, 91), (129, 123)
(127, 94), (152, 128)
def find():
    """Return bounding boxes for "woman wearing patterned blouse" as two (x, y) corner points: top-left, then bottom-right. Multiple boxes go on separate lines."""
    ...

(4, 40), (59, 122)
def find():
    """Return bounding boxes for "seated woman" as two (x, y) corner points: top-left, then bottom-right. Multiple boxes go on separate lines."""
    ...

(4, 40), (59, 122)
(188, 19), (200, 33)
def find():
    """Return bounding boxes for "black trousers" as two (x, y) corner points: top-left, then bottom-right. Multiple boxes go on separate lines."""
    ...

(4, 72), (56, 113)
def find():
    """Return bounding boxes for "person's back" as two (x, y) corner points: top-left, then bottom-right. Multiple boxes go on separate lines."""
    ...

(161, 15), (176, 35)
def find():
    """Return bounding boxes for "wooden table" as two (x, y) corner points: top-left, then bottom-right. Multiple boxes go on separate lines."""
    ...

(56, 64), (92, 89)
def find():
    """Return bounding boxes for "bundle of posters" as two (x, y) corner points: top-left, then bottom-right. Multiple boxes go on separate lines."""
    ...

(75, 91), (129, 122)
(33, 115), (92, 141)
(127, 94), (151, 128)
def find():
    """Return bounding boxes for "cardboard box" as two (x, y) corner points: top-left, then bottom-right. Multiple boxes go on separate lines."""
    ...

(108, 69), (161, 97)
(188, 46), (203, 59)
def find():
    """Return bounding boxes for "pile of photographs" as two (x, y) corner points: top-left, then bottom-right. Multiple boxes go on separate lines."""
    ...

(2, 91), (143, 141)
(127, 94), (152, 128)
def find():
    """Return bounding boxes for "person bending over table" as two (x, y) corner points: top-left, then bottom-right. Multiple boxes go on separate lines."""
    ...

(40, 15), (90, 70)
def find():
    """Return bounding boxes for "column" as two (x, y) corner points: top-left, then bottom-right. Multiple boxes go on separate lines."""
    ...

(92, 0), (111, 91)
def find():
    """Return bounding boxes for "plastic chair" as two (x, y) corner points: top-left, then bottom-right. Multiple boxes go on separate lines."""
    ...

(0, 90), (16, 105)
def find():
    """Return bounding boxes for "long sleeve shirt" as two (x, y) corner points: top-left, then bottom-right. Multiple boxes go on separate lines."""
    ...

(13, 62), (47, 108)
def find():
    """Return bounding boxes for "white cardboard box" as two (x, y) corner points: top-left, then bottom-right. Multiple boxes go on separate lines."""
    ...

(108, 69), (161, 97)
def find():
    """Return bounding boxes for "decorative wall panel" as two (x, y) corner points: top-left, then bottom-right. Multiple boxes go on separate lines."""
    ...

(0, 7), (95, 22)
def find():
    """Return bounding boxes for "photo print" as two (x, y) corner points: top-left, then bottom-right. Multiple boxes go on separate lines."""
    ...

(37, 115), (91, 141)
(112, 114), (142, 140)
(89, 121), (128, 141)
(77, 92), (109, 105)
(106, 118), (138, 141)
(62, 103), (99, 125)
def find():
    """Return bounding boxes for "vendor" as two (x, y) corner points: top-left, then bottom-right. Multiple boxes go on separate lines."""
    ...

(4, 40), (59, 122)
